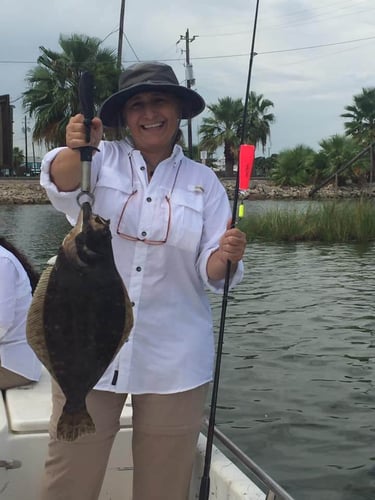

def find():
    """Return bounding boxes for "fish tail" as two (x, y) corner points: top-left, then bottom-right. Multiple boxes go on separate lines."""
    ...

(56, 408), (96, 442)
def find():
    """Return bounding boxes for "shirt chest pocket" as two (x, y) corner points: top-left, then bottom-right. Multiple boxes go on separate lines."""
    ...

(93, 168), (133, 222)
(168, 189), (204, 253)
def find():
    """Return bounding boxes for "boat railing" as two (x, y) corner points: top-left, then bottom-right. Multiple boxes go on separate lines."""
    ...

(204, 419), (295, 500)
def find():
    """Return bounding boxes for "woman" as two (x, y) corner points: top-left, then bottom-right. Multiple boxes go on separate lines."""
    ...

(39, 61), (247, 500)
(0, 237), (41, 390)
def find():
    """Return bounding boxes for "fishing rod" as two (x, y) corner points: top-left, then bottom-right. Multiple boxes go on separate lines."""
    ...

(198, 1), (260, 498)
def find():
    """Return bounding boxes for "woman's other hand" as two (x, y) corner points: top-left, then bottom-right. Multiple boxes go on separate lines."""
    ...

(206, 220), (247, 281)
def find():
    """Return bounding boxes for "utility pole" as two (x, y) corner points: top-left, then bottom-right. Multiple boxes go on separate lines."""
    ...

(22, 116), (30, 175)
(178, 29), (197, 159)
(117, 0), (126, 70)
(32, 141), (36, 174)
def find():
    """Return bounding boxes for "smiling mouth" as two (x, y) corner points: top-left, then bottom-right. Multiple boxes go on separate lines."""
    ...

(142, 122), (164, 130)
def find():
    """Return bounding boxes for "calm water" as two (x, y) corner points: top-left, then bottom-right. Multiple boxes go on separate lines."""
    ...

(1, 203), (375, 500)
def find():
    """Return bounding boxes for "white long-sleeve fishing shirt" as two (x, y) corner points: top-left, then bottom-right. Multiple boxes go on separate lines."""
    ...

(41, 141), (244, 394)
(0, 246), (42, 381)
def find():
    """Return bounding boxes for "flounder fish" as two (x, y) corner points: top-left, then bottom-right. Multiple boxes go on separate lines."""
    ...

(26, 201), (133, 441)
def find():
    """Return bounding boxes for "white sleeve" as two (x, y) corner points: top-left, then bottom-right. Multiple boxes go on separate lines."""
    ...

(196, 178), (244, 294)
(40, 147), (81, 225)
(40, 146), (102, 225)
(0, 257), (16, 340)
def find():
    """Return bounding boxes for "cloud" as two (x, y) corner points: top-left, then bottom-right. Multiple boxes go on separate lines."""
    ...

(1, 0), (375, 156)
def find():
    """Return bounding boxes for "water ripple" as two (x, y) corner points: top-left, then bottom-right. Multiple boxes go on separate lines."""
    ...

(3, 203), (375, 500)
(209, 240), (375, 500)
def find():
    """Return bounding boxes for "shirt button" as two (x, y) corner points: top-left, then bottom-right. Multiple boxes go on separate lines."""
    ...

(146, 197), (152, 202)
(136, 266), (142, 272)
(141, 231), (147, 237)
(140, 166), (145, 171)
(131, 301), (135, 307)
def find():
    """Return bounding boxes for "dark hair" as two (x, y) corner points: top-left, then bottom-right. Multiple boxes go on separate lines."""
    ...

(0, 237), (40, 292)
(174, 128), (183, 145)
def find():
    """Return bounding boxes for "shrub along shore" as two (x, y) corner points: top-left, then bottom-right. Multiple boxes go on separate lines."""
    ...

(2, 178), (375, 244)
(239, 198), (375, 243)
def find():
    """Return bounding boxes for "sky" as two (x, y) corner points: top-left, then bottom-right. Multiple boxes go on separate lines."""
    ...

(1, 0), (375, 159)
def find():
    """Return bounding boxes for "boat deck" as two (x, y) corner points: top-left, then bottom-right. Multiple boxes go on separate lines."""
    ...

(1, 368), (267, 500)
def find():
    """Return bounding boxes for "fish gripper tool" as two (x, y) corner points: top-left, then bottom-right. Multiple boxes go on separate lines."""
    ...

(76, 71), (98, 208)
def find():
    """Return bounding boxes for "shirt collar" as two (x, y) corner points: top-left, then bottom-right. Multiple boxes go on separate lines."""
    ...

(127, 142), (184, 169)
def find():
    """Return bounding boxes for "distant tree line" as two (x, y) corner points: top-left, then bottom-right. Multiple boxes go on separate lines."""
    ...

(20, 33), (375, 186)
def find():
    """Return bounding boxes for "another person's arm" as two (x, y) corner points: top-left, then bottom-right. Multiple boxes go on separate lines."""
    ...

(0, 257), (16, 339)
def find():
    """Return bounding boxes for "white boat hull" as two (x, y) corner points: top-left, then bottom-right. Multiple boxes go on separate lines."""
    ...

(0, 368), (265, 499)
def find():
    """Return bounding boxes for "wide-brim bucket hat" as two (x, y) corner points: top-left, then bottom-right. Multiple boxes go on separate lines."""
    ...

(99, 62), (205, 127)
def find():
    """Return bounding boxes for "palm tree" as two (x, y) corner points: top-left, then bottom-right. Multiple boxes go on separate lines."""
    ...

(199, 94), (274, 177)
(12, 147), (24, 175)
(341, 87), (375, 146)
(242, 91), (275, 153)
(319, 134), (364, 186)
(199, 97), (243, 177)
(271, 145), (315, 186)
(23, 34), (120, 148)
(307, 150), (329, 186)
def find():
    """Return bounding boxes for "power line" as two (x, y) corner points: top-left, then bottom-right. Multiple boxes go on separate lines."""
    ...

(124, 34), (140, 61)
(1, 34), (374, 67)
(0, 60), (36, 64)
(193, 0), (372, 36)
(256, 35), (375, 55)
(265, 5), (375, 31)
(263, 0), (372, 28)
(10, 96), (23, 104)
(124, 34), (375, 62)
(101, 27), (119, 44)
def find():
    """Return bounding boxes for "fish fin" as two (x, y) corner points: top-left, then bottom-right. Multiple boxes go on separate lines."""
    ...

(56, 409), (96, 442)
(47, 255), (57, 266)
(26, 265), (54, 373)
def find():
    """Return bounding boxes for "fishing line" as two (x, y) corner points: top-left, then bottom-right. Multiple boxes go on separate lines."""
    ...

(198, 1), (260, 498)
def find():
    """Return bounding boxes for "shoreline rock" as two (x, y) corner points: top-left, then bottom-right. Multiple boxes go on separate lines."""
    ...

(0, 178), (374, 205)
(221, 178), (375, 201)
(0, 179), (50, 204)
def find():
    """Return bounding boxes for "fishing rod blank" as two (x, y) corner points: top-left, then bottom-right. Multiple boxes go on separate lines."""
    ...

(198, 1), (260, 498)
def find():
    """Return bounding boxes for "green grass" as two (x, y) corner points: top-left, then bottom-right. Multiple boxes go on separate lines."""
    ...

(238, 198), (375, 243)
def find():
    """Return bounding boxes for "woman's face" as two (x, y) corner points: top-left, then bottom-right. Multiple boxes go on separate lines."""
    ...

(123, 91), (181, 154)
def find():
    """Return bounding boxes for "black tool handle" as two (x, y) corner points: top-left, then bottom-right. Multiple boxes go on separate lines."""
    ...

(79, 72), (96, 166)
(79, 71), (95, 141)
(78, 71), (96, 192)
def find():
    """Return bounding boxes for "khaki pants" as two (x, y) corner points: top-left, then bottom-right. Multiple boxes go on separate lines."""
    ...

(40, 380), (208, 500)
(0, 363), (34, 390)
